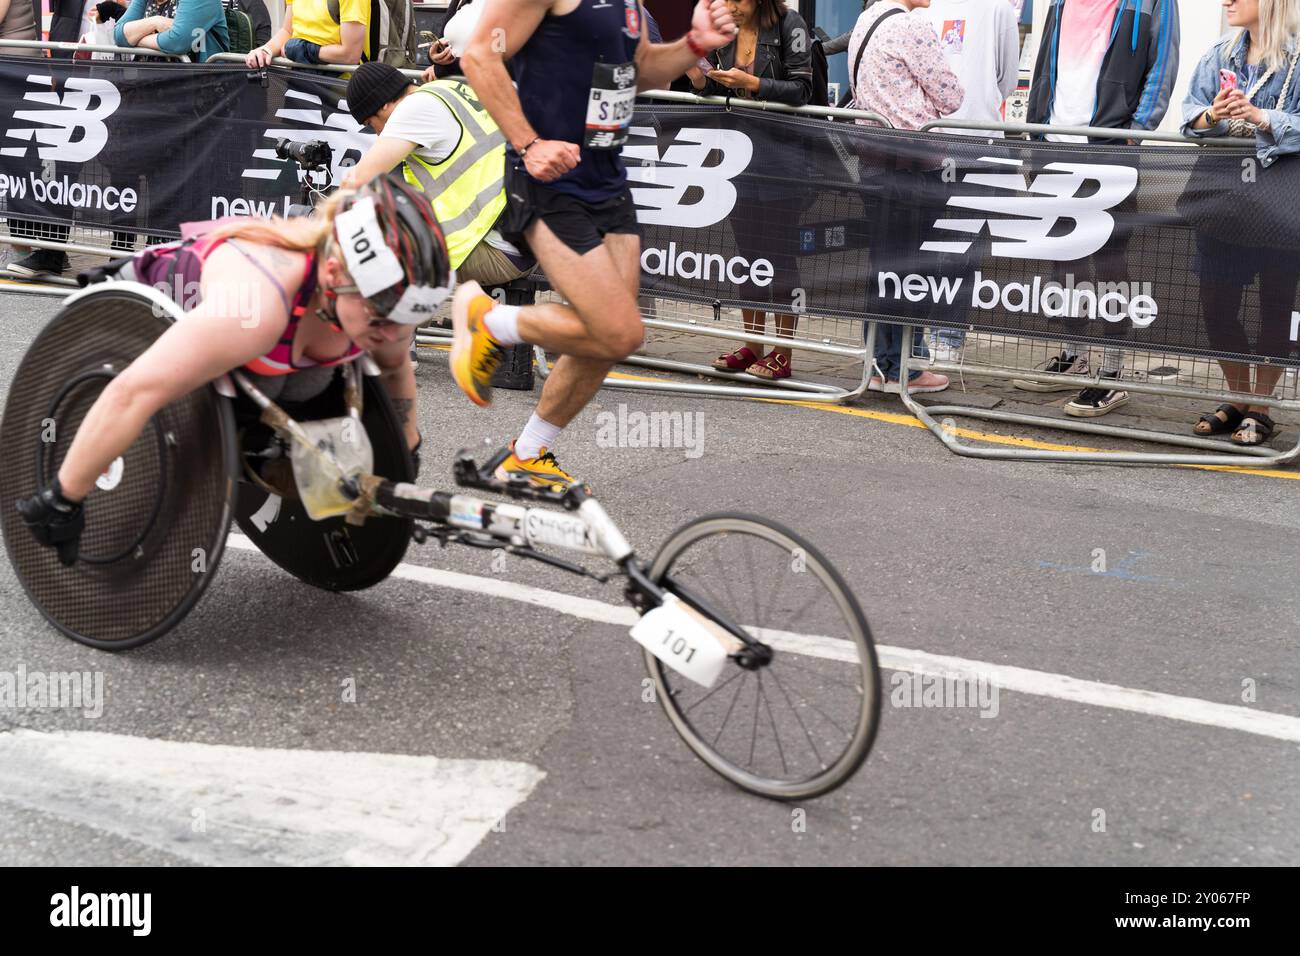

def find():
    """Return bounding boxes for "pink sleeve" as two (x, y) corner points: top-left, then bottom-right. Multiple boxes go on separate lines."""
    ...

(906, 19), (965, 116)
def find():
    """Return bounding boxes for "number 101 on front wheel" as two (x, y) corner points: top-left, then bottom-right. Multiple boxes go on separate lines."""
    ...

(630, 594), (742, 687)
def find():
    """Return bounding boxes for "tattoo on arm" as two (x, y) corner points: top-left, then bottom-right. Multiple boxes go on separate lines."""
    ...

(390, 398), (414, 426)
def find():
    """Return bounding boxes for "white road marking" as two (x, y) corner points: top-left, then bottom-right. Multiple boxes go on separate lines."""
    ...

(0, 729), (543, 867)
(227, 533), (1300, 744)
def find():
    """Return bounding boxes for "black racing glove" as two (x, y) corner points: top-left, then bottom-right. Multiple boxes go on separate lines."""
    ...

(15, 478), (85, 567)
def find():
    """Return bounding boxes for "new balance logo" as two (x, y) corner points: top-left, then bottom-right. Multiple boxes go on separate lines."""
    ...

(242, 89), (372, 186)
(1, 76), (119, 162)
(922, 158), (1139, 261)
(625, 128), (753, 229)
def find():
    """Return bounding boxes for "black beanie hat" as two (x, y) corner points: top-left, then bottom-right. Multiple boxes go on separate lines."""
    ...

(346, 62), (416, 125)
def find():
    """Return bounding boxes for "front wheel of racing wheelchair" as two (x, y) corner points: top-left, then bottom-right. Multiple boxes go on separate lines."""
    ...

(0, 282), (415, 650)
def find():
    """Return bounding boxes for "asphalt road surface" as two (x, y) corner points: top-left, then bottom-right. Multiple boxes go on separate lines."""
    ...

(0, 288), (1296, 866)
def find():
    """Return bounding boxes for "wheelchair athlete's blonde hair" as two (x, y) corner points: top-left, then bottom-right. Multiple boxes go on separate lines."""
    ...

(209, 190), (350, 259)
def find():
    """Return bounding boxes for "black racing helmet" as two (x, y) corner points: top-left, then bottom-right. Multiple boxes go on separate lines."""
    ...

(330, 171), (454, 324)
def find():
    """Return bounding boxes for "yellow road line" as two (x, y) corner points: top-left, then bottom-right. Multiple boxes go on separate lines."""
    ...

(601, 369), (1300, 482)
(0, 278), (64, 293)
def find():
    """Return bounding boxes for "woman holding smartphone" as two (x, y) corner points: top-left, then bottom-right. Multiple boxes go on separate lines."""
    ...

(1183, 0), (1300, 446)
(688, 0), (814, 382)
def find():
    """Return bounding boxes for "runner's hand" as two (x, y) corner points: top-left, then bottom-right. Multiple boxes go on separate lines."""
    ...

(524, 140), (580, 182)
(690, 0), (737, 52)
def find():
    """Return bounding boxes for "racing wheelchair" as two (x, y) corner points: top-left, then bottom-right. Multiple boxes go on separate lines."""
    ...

(0, 282), (881, 800)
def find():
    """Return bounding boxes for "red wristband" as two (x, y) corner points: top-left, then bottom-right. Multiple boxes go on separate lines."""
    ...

(686, 31), (708, 59)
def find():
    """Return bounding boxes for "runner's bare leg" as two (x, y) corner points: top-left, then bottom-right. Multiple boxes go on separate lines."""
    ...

(524, 221), (642, 428)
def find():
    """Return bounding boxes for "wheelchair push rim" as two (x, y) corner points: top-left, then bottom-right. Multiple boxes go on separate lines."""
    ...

(0, 283), (238, 650)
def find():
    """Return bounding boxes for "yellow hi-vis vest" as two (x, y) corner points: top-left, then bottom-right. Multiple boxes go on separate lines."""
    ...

(401, 79), (507, 271)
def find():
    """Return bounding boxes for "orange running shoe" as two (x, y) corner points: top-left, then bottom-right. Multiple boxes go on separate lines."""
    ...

(494, 442), (581, 490)
(450, 280), (504, 408)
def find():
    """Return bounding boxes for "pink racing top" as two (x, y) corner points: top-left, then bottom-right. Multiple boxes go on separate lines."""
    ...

(134, 229), (364, 377)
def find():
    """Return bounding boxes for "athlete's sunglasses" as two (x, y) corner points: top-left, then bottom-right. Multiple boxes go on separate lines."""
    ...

(329, 284), (400, 329)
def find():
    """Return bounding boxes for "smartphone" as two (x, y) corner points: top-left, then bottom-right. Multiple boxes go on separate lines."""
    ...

(696, 57), (714, 74)
(1219, 68), (1238, 92)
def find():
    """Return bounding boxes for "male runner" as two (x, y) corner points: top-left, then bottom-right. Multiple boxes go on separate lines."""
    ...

(453, 0), (737, 487)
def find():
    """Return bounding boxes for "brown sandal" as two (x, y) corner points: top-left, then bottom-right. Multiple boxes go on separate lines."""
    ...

(712, 346), (759, 371)
(747, 352), (792, 381)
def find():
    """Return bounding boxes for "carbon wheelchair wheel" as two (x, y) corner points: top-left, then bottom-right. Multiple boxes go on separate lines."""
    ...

(0, 284), (238, 650)
(232, 370), (416, 592)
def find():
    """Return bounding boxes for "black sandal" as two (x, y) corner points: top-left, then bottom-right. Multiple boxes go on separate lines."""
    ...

(1232, 412), (1276, 446)
(1194, 403), (1244, 436)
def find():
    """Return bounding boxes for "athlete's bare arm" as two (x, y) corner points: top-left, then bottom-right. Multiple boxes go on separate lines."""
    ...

(55, 244), (300, 500)
(461, 0), (581, 183)
(369, 330), (420, 450)
(635, 1), (737, 92)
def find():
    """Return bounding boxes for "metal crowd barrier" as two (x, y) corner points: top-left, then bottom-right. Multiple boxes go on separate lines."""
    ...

(0, 45), (418, 293)
(3, 48), (1296, 465)
(891, 117), (1300, 467)
(0, 40), (181, 59)
(0, 42), (185, 290)
(206, 52), (408, 76)
(525, 93), (1251, 421)
(905, 333), (1300, 466)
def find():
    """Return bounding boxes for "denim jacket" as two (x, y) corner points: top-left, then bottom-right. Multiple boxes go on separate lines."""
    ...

(1181, 31), (1300, 167)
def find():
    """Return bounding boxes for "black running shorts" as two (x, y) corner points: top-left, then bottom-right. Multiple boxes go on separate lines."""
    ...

(500, 161), (641, 257)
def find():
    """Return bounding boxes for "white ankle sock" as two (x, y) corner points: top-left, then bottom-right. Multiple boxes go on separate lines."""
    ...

(483, 305), (523, 346)
(515, 413), (563, 461)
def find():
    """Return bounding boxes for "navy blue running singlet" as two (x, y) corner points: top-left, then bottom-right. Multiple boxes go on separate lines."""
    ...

(510, 0), (643, 203)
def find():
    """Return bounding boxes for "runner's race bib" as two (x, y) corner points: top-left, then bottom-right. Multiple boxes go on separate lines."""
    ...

(585, 62), (638, 150)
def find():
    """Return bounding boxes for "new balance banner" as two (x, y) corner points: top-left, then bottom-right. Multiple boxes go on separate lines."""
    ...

(2, 57), (1299, 364)
(629, 105), (1300, 365)
(0, 58), (370, 229)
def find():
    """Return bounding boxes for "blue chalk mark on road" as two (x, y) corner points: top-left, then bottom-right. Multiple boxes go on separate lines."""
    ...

(1036, 550), (1164, 584)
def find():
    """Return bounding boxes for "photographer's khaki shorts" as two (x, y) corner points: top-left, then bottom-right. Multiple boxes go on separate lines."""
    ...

(457, 240), (533, 287)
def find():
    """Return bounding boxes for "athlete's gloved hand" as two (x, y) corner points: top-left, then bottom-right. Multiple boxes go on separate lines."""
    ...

(690, 0), (738, 52)
(523, 140), (580, 183)
(15, 479), (85, 567)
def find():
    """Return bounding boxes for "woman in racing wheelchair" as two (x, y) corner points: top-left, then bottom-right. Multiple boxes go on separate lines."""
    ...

(15, 172), (453, 565)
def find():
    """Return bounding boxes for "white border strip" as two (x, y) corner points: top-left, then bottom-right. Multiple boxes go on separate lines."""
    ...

(227, 535), (1300, 744)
